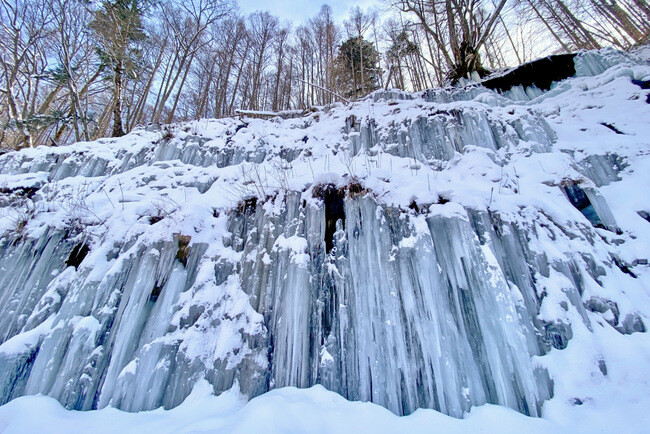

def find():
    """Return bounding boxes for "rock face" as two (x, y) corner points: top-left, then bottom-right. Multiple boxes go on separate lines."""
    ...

(481, 53), (577, 92)
(0, 48), (648, 418)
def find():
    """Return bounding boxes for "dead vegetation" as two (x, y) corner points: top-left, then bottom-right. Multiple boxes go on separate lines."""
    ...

(176, 234), (192, 266)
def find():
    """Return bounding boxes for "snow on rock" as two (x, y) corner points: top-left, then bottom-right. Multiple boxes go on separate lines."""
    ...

(0, 48), (649, 431)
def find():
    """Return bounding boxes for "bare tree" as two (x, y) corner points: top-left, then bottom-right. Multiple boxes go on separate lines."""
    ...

(396, 0), (508, 82)
(0, 0), (55, 147)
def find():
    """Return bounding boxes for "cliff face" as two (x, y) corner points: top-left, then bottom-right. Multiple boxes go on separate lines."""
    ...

(0, 48), (648, 418)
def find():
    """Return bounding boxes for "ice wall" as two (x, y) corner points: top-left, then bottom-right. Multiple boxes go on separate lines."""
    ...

(0, 47), (647, 419)
(0, 192), (560, 417)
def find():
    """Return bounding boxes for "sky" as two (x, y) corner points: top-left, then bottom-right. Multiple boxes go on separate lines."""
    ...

(238, 0), (387, 24)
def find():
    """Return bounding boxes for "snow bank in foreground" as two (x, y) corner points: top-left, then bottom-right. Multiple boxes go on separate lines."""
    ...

(1, 374), (649, 434)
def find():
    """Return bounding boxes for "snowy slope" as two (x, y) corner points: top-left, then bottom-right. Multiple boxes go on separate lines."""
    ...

(0, 47), (649, 432)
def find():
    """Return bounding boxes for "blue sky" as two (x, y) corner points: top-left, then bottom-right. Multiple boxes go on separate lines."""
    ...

(238, 0), (385, 23)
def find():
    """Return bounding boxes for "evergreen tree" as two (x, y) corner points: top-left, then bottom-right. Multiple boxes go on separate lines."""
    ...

(335, 36), (380, 99)
(386, 30), (419, 90)
(90, 0), (146, 137)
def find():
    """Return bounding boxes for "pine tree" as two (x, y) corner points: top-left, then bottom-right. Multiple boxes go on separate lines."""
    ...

(386, 30), (419, 90)
(335, 36), (381, 99)
(90, 0), (146, 137)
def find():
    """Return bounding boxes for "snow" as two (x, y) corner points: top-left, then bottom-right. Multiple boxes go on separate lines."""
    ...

(118, 358), (138, 378)
(0, 47), (649, 431)
(272, 235), (310, 267)
(0, 316), (54, 356)
(1, 379), (649, 433)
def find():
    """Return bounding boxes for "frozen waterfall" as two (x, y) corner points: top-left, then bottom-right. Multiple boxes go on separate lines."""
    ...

(0, 48), (648, 420)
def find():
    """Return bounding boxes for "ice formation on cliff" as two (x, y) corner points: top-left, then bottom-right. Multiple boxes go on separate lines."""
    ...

(0, 47), (648, 429)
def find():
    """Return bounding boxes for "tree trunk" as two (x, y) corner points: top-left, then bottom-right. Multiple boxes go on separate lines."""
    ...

(112, 59), (125, 137)
(528, 0), (571, 51)
(601, 0), (644, 41)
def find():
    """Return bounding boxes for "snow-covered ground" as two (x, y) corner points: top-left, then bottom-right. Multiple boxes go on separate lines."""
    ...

(0, 47), (649, 432)
(1, 362), (650, 434)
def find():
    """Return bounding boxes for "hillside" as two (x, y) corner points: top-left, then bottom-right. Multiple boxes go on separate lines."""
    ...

(0, 47), (649, 433)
